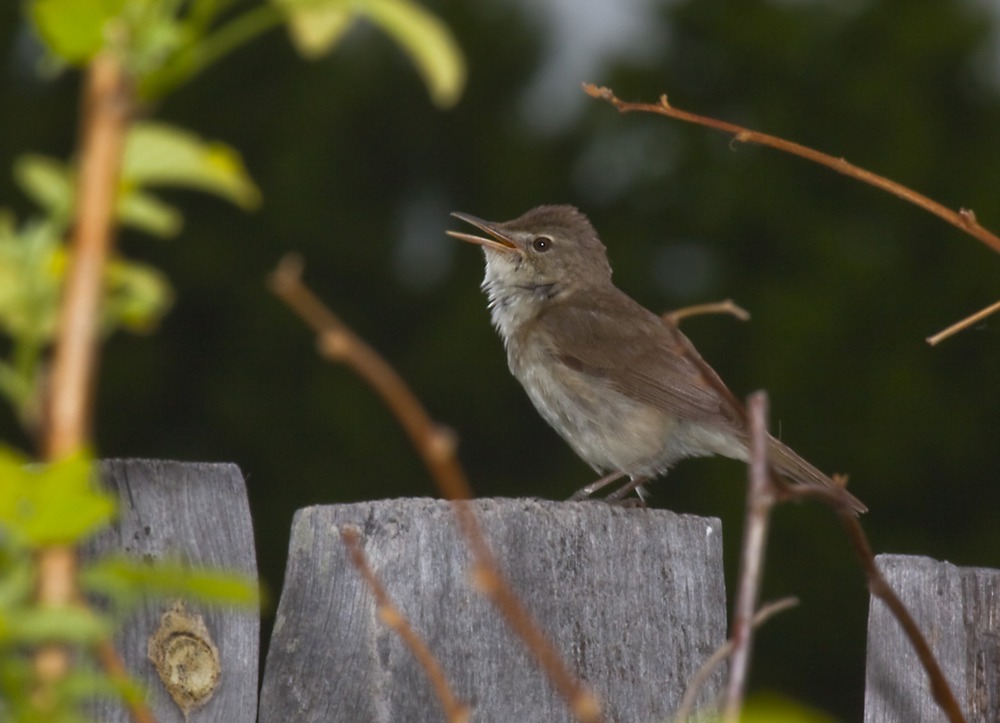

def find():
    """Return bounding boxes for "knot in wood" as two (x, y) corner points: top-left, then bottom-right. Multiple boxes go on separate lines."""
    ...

(148, 600), (221, 717)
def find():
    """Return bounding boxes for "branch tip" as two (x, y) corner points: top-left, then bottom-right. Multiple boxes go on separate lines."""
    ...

(269, 253), (305, 293)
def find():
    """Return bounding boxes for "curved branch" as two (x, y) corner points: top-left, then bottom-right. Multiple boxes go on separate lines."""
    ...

(584, 84), (1000, 256)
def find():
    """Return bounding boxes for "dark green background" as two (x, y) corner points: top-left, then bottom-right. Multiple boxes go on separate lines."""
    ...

(3, 0), (999, 718)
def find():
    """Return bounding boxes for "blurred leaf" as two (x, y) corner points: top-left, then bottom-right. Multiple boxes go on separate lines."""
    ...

(117, 189), (183, 237)
(274, 0), (355, 58)
(0, 448), (115, 546)
(82, 555), (259, 609)
(104, 256), (174, 332)
(0, 217), (63, 340)
(740, 693), (839, 722)
(13, 155), (74, 224)
(0, 606), (110, 645)
(0, 540), (33, 610)
(29, 0), (127, 64)
(273, 0), (464, 106)
(122, 122), (262, 209)
(362, 0), (465, 108)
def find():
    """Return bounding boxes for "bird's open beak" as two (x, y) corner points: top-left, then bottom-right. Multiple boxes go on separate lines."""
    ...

(447, 212), (520, 254)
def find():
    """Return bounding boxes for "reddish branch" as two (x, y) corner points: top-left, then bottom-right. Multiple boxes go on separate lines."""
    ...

(342, 526), (471, 723)
(46, 53), (131, 458)
(583, 83), (1000, 256)
(675, 596), (798, 721)
(721, 391), (775, 721)
(33, 53), (157, 723)
(660, 315), (964, 720)
(268, 255), (604, 723)
(585, 84), (1000, 345)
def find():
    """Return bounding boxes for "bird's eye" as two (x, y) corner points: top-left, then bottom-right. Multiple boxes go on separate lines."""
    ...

(531, 236), (553, 252)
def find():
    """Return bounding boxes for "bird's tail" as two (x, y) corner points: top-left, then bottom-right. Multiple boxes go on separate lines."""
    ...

(766, 435), (868, 514)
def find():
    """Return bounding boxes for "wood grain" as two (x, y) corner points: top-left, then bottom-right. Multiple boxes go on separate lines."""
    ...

(258, 497), (726, 722)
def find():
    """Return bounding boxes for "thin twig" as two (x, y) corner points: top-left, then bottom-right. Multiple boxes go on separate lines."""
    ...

(268, 254), (604, 723)
(674, 597), (799, 722)
(94, 639), (157, 723)
(583, 83), (1000, 256)
(789, 483), (967, 722)
(663, 299), (751, 326)
(721, 391), (775, 722)
(926, 298), (1000, 346)
(659, 317), (963, 721)
(341, 526), (470, 723)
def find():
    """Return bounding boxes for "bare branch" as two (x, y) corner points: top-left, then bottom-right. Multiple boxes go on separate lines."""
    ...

(46, 53), (132, 457)
(675, 597), (799, 722)
(721, 391), (775, 721)
(663, 299), (751, 326)
(926, 298), (1000, 346)
(790, 483), (967, 723)
(658, 314), (963, 720)
(342, 526), (470, 723)
(268, 254), (605, 723)
(583, 83), (1000, 256)
(33, 52), (153, 723)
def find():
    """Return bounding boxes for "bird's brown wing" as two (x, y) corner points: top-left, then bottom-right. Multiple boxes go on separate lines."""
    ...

(535, 289), (745, 431)
(535, 290), (868, 514)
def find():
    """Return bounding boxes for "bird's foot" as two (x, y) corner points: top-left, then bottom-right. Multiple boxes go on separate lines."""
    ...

(568, 471), (625, 501)
(569, 473), (649, 507)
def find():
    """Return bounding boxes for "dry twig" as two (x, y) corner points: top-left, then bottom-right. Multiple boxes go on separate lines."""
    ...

(585, 83), (1000, 345)
(721, 391), (775, 722)
(268, 254), (604, 723)
(674, 597), (799, 722)
(663, 299), (751, 326)
(926, 298), (1000, 346)
(791, 482), (966, 723)
(584, 83), (1000, 256)
(659, 320), (964, 721)
(341, 526), (471, 723)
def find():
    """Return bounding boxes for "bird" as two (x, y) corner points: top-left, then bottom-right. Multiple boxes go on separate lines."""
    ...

(447, 204), (866, 513)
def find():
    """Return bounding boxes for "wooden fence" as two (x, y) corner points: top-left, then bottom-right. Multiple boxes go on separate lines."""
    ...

(83, 460), (999, 722)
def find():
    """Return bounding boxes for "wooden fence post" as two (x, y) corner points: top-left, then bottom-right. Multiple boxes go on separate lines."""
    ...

(864, 553), (1000, 722)
(83, 459), (260, 723)
(258, 498), (727, 722)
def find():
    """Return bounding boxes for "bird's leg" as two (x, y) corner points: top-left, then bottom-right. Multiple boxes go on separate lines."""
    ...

(568, 470), (626, 501)
(607, 476), (649, 503)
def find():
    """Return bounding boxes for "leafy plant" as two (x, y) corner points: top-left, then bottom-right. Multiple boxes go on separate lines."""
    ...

(2, 0), (466, 718)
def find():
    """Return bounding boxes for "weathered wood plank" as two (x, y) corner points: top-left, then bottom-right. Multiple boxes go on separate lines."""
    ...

(258, 498), (726, 723)
(864, 553), (1000, 722)
(83, 459), (259, 723)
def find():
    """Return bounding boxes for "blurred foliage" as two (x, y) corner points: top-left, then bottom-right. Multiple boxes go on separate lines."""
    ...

(1, 0), (999, 719)
(0, 447), (258, 720)
(2, 0), (463, 718)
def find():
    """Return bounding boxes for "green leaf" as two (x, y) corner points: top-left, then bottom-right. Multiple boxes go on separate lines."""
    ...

(13, 155), (74, 224)
(29, 0), (127, 64)
(275, 0), (355, 58)
(361, 0), (465, 108)
(741, 693), (839, 723)
(0, 448), (115, 546)
(0, 606), (110, 645)
(117, 189), (183, 238)
(0, 218), (63, 340)
(103, 256), (174, 332)
(122, 122), (262, 209)
(82, 556), (259, 609)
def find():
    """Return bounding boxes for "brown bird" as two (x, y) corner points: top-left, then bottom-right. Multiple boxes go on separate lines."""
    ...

(448, 204), (866, 513)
